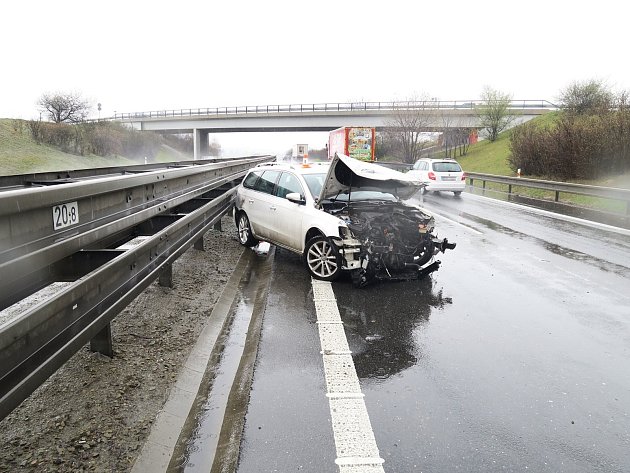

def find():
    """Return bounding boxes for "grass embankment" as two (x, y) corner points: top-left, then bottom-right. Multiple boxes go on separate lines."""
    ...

(453, 114), (630, 213)
(0, 119), (190, 176)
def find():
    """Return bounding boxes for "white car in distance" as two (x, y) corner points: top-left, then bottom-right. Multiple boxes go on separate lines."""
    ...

(406, 158), (467, 195)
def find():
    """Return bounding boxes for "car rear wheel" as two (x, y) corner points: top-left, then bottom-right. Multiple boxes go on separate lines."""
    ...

(237, 212), (259, 247)
(454, 191), (462, 196)
(304, 236), (341, 281)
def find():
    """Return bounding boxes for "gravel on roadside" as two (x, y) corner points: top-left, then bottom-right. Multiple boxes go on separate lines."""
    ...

(0, 216), (244, 473)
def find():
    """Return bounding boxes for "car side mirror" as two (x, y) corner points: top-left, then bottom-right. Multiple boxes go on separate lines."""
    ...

(286, 192), (306, 205)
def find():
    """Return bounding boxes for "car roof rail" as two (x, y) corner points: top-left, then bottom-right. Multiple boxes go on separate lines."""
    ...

(255, 162), (294, 169)
(253, 161), (329, 171)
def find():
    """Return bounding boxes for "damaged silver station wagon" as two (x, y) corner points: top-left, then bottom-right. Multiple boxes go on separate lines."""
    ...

(233, 154), (456, 287)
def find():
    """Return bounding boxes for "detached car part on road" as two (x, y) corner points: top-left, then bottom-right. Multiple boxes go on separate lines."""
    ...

(234, 154), (456, 287)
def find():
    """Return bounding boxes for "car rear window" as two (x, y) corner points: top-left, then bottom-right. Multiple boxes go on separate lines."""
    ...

(432, 161), (462, 172)
(243, 170), (262, 189)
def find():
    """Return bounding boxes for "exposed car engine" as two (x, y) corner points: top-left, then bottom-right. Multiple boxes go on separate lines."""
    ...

(327, 201), (455, 287)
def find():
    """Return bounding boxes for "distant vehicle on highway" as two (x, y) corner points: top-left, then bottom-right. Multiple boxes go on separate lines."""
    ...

(406, 158), (467, 195)
(233, 154), (455, 286)
(328, 127), (376, 161)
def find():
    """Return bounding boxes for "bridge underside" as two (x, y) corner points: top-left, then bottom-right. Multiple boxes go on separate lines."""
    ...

(124, 108), (550, 159)
(176, 126), (341, 134)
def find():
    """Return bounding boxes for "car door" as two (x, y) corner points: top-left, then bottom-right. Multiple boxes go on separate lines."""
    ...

(241, 170), (280, 241)
(271, 171), (306, 251)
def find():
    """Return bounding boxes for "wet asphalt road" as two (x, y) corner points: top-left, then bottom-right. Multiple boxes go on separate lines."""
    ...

(237, 192), (630, 472)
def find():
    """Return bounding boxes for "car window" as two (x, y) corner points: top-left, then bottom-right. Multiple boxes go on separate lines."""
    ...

(432, 161), (462, 172)
(253, 170), (280, 194)
(303, 173), (326, 199)
(275, 172), (304, 199)
(243, 170), (262, 189)
(414, 161), (428, 171)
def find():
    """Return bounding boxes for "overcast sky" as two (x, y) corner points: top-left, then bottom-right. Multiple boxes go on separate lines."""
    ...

(2, 0), (628, 156)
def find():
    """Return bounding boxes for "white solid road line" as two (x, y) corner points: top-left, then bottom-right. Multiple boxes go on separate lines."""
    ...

(311, 279), (385, 473)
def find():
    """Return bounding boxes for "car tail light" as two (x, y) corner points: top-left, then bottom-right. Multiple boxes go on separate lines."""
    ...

(428, 171), (436, 180)
(461, 172), (467, 181)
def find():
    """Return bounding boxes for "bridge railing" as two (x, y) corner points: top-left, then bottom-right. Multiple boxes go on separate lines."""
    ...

(113, 100), (558, 120)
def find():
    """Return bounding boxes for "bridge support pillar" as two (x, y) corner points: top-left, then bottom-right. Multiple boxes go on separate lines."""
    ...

(90, 323), (114, 357)
(193, 128), (210, 160)
(159, 263), (173, 287)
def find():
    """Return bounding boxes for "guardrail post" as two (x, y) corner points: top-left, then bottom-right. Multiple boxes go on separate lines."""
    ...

(159, 263), (173, 288)
(214, 217), (223, 231)
(508, 184), (512, 194)
(90, 324), (114, 357)
(555, 191), (560, 202)
(194, 237), (205, 251)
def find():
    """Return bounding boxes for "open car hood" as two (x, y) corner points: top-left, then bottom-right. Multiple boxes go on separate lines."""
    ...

(318, 153), (421, 202)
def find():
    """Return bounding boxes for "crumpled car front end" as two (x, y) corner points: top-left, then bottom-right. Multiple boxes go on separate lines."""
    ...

(320, 154), (456, 287)
(330, 200), (455, 287)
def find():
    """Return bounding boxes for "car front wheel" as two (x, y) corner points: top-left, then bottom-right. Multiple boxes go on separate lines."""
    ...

(304, 236), (341, 281)
(237, 212), (259, 247)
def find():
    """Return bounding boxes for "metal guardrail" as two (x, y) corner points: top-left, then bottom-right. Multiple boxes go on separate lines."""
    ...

(466, 172), (630, 216)
(0, 156), (273, 420)
(112, 100), (558, 120)
(0, 157), (263, 190)
(0, 157), (271, 311)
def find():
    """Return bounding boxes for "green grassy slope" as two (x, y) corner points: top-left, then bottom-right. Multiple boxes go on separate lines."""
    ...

(0, 119), (190, 176)
(456, 130), (514, 175)
(458, 113), (630, 189)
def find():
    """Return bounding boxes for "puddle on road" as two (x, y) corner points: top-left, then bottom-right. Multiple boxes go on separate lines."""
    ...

(173, 295), (252, 472)
(169, 249), (272, 473)
(460, 212), (630, 278)
(334, 277), (452, 382)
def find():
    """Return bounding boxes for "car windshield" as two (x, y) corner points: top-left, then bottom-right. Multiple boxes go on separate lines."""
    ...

(303, 173), (326, 199)
(305, 172), (401, 203)
(432, 161), (462, 172)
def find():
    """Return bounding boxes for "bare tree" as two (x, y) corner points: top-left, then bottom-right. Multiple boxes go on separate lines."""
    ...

(385, 97), (435, 163)
(38, 92), (91, 123)
(475, 86), (516, 142)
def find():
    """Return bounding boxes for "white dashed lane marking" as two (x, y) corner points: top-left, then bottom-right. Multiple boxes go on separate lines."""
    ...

(311, 279), (385, 473)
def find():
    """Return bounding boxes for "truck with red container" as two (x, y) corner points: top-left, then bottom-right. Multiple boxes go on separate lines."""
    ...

(328, 127), (376, 161)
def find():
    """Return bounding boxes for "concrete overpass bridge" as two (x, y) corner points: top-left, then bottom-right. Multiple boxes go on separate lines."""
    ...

(114, 100), (557, 159)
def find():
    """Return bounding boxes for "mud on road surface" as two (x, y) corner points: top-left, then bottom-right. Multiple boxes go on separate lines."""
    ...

(0, 217), (244, 473)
